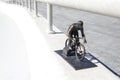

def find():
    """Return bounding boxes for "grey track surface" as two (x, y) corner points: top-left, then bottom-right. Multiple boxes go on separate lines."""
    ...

(15, 1), (120, 77)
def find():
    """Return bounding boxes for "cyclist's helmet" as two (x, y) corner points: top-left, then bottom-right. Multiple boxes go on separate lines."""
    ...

(78, 20), (83, 26)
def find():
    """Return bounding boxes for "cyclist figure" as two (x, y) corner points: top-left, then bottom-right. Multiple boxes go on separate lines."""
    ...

(64, 20), (87, 60)
(67, 20), (87, 45)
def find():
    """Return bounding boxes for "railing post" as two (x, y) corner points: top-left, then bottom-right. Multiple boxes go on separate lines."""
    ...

(29, 0), (32, 11)
(26, 0), (29, 8)
(35, 1), (39, 17)
(47, 3), (55, 34)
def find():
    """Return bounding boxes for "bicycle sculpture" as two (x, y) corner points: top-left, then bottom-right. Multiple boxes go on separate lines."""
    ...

(63, 20), (87, 61)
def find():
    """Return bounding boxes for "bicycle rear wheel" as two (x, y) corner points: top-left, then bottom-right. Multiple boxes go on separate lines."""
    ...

(65, 38), (69, 47)
(65, 38), (70, 47)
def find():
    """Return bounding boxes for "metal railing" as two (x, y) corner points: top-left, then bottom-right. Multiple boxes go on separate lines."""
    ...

(6, 0), (120, 33)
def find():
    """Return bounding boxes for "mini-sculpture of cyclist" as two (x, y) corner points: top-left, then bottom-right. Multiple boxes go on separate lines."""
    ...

(64, 20), (87, 61)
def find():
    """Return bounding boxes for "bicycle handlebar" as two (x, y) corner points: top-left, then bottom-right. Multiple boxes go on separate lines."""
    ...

(73, 37), (83, 39)
(68, 37), (83, 42)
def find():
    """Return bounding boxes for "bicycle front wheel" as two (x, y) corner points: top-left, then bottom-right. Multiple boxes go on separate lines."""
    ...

(77, 43), (86, 60)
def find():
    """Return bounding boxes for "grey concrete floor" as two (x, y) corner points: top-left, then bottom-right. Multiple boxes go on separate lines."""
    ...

(9, 1), (120, 77)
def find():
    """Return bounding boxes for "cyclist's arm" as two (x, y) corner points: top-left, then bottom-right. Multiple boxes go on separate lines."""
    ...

(77, 24), (87, 43)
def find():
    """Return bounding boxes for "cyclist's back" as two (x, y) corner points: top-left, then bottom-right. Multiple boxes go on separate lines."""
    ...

(67, 20), (87, 43)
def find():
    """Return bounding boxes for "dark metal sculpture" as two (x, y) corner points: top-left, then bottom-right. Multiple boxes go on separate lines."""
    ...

(63, 20), (87, 61)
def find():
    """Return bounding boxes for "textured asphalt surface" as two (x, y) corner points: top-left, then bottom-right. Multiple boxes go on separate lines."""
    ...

(8, 0), (120, 77)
